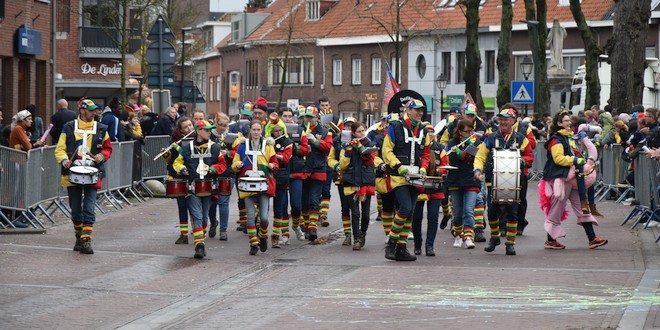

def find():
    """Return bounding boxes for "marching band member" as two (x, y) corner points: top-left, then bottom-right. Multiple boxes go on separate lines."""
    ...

(232, 120), (278, 255)
(164, 117), (195, 244)
(339, 122), (376, 250)
(172, 120), (227, 259)
(412, 123), (448, 256)
(230, 102), (253, 233)
(473, 109), (533, 256)
(55, 98), (112, 254)
(210, 113), (233, 241)
(446, 118), (482, 250)
(318, 96), (335, 227)
(266, 113), (293, 248)
(328, 117), (356, 246)
(374, 114), (399, 242)
(382, 99), (431, 261)
(300, 105), (333, 242)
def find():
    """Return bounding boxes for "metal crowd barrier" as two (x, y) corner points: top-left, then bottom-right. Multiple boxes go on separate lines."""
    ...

(621, 155), (660, 237)
(138, 135), (170, 196)
(1, 139), (155, 231)
(529, 141), (546, 181)
(596, 144), (634, 202)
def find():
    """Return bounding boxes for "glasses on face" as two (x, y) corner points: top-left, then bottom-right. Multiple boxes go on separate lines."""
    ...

(461, 129), (473, 133)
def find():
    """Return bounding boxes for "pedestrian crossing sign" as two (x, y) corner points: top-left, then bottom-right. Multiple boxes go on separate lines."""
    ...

(510, 80), (534, 104)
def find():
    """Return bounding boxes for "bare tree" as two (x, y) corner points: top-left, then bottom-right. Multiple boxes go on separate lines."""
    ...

(247, 0), (272, 8)
(569, 0), (601, 109)
(523, 0), (548, 115)
(496, 0), (513, 108)
(459, 0), (485, 115)
(605, 0), (651, 114)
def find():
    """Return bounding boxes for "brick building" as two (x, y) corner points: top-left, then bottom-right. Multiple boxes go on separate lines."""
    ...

(0, 0), (53, 123)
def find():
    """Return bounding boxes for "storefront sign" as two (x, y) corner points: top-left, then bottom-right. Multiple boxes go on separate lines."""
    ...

(81, 62), (122, 76)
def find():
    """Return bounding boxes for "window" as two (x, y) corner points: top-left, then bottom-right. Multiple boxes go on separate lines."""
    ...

(82, 0), (115, 27)
(485, 50), (495, 83)
(56, 0), (70, 33)
(209, 77), (214, 101)
(306, 0), (320, 21)
(229, 71), (240, 113)
(232, 21), (240, 41)
(456, 51), (466, 83)
(372, 57), (381, 85)
(270, 56), (314, 85)
(216, 77), (221, 103)
(391, 56), (401, 83)
(246, 59), (258, 88)
(416, 54), (426, 79)
(196, 72), (206, 98)
(333, 59), (342, 85)
(203, 29), (213, 50)
(352, 58), (361, 85)
(442, 52), (451, 84)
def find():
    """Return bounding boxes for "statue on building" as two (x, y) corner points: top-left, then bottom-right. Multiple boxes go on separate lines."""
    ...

(547, 18), (567, 73)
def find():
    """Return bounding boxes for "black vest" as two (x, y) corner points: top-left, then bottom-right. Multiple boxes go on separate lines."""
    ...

(446, 138), (481, 188)
(302, 124), (329, 173)
(274, 136), (293, 186)
(290, 126), (306, 174)
(179, 140), (222, 181)
(60, 120), (109, 177)
(386, 120), (427, 176)
(543, 133), (571, 180)
(342, 138), (376, 187)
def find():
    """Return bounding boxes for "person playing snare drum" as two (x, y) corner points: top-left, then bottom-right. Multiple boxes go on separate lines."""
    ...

(473, 109), (533, 256)
(55, 98), (112, 255)
(172, 120), (228, 259)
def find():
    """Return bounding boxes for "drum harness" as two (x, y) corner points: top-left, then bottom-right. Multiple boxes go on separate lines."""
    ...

(189, 140), (212, 179)
(402, 124), (425, 169)
(73, 119), (98, 167)
(244, 138), (267, 178)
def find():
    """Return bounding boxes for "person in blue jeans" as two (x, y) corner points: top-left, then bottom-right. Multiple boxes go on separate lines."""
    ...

(446, 118), (482, 250)
(209, 113), (234, 241)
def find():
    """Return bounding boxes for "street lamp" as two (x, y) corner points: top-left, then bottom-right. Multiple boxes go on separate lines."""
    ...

(181, 27), (192, 106)
(520, 56), (533, 117)
(435, 73), (448, 115)
(260, 84), (269, 98)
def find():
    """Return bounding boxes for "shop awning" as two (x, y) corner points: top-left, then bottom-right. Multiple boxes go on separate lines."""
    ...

(56, 79), (140, 100)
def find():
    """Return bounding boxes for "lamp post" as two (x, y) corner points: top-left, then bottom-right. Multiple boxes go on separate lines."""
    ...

(435, 73), (448, 117)
(520, 56), (533, 117)
(260, 84), (269, 98)
(180, 27), (192, 105)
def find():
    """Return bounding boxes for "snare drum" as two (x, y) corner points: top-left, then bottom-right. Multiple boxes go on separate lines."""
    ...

(492, 149), (521, 204)
(165, 179), (188, 198)
(406, 175), (442, 189)
(217, 177), (232, 196)
(69, 166), (99, 185)
(238, 177), (268, 192)
(192, 179), (214, 197)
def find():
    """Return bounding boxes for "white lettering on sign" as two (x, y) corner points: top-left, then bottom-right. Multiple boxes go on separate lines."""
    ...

(81, 63), (122, 76)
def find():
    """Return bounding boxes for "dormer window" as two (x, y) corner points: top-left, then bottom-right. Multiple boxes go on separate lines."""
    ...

(306, 0), (320, 21)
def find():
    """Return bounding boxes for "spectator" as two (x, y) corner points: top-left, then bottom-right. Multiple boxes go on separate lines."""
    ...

(101, 98), (125, 142)
(140, 105), (158, 136)
(51, 99), (77, 144)
(152, 106), (178, 135)
(9, 109), (44, 150)
(644, 108), (660, 147)
(25, 104), (44, 144)
(125, 112), (144, 141)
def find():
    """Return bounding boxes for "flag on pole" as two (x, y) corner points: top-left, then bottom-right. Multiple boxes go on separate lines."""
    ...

(382, 62), (400, 112)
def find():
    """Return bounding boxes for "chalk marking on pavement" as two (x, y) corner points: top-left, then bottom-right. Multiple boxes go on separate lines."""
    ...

(0, 283), (184, 297)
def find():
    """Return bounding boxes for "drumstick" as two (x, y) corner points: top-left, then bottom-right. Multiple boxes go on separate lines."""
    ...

(153, 130), (196, 160)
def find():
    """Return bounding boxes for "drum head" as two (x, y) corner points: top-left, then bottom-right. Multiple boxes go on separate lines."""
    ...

(387, 90), (428, 122)
(70, 166), (98, 174)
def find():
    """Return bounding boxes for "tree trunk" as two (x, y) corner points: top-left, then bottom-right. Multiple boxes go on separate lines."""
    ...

(535, 0), (548, 116)
(607, 0), (651, 114)
(496, 0), (513, 109)
(464, 0), (485, 115)
(570, 0), (601, 109)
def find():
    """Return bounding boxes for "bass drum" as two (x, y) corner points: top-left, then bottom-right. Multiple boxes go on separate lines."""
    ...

(492, 149), (521, 204)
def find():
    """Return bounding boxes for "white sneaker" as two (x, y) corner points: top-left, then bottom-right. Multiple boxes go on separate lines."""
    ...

(280, 235), (290, 245)
(408, 233), (414, 240)
(294, 227), (305, 241)
(464, 238), (475, 249)
(646, 220), (660, 228)
(453, 236), (463, 248)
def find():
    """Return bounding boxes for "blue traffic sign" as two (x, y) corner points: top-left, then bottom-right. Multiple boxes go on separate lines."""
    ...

(511, 80), (534, 104)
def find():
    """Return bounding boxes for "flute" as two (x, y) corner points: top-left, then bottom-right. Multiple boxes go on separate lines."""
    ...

(152, 130), (195, 160)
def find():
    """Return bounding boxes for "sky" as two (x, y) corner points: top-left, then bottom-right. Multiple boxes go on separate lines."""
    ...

(210, 0), (250, 12)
